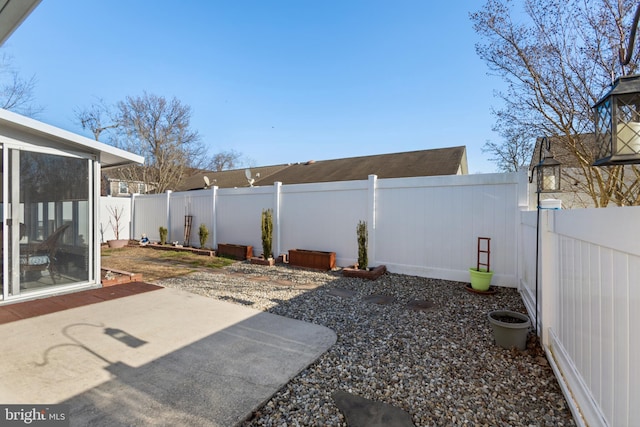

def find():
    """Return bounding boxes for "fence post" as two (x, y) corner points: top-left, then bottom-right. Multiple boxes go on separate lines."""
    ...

(211, 186), (218, 250)
(539, 209), (558, 347)
(131, 193), (137, 241)
(165, 190), (172, 242)
(368, 174), (377, 267)
(273, 181), (282, 259)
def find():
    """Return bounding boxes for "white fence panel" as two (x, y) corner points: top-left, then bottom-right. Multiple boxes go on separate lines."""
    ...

(169, 190), (215, 247)
(279, 180), (369, 266)
(98, 197), (132, 242)
(215, 186), (274, 255)
(131, 193), (169, 242)
(526, 206), (640, 427)
(375, 173), (524, 284)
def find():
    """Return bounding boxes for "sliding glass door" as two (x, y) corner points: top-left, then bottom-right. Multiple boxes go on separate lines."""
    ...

(2, 145), (93, 300)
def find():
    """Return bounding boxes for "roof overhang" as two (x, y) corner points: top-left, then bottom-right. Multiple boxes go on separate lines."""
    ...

(0, 108), (144, 168)
(0, 0), (41, 45)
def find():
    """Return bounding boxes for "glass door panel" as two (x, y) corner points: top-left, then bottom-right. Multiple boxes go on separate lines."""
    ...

(6, 149), (91, 295)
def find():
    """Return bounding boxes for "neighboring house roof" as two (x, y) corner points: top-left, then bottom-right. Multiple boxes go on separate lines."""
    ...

(530, 134), (597, 170)
(0, 0), (41, 45)
(177, 164), (291, 191)
(0, 108), (144, 168)
(177, 146), (468, 190)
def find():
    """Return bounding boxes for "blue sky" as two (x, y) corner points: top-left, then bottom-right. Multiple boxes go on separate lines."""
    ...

(4, 1), (504, 173)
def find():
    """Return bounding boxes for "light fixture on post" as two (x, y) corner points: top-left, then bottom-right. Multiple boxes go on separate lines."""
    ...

(593, 3), (640, 166)
(529, 136), (562, 335)
(530, 137), (562, 193)
(593, 75), (640, 166)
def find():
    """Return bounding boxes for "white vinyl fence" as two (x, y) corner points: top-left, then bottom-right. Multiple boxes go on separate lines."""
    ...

(116, 172), (527, 284)
(98, 196), (132, 242)
(520, 206), (640, 427)
(99, 172), (640, 426)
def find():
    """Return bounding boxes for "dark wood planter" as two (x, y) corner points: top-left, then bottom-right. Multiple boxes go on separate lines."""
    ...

(288, 249), (336, 270)
(217, 243), (253, 260)
(342, 265), (387, 280)
(250, 257), (275, 266)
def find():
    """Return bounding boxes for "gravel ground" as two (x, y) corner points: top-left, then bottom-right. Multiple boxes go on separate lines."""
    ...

(157, 263), (576, 427)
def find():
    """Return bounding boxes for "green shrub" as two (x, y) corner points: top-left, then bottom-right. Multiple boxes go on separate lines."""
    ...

(159, 226), (168, 245)
(261, 209), (273, 259)
(199, 223), (209, 248)
(357, 220), (368, 270)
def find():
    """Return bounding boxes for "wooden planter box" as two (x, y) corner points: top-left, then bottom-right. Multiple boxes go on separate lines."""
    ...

(342, 265), (387, 280)
(217, 243), (253, 260)
(288, 249), (336, 271)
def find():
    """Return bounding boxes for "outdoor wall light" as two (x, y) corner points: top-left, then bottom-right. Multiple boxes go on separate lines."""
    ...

(529, 137), (562, 193)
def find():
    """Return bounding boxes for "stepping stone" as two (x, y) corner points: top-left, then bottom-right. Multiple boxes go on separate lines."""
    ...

(363, 294), (396, 305)
(405, 299), (436, 311)
(332, 390), (414, 427)
(249, 276), (271, 282)
(327, 288), (358, 298)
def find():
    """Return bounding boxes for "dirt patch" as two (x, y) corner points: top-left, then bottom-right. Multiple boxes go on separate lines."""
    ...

(101, 246), (236, 283)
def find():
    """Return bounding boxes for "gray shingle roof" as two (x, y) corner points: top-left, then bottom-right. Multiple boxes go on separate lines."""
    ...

(177, 146), (468, 190)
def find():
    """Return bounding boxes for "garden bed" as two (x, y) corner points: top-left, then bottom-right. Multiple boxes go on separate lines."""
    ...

(101, 267), (143, 286)
(147, 243), (215, 256)
(288, 249), (336, 270)
(342, 264), (387, 280)
(217, 243), (253, 260)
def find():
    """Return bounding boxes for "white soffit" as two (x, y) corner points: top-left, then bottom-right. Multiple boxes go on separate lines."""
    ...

(0, 0), (41, 45)
(0, 108), (144, 168)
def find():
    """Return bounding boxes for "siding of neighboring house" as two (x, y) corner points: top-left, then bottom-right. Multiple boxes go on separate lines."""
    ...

(529, 135), (640, 209)
(105, 179), (148, 197)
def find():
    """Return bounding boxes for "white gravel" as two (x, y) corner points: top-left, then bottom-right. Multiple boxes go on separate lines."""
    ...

(157, 262), (576, 427)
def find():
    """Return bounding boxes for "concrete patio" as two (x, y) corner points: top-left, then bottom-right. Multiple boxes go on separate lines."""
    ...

(0, 283), (337, 426)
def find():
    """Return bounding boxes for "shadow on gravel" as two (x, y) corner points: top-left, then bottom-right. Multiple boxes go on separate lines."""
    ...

(186, 262), (577, 427)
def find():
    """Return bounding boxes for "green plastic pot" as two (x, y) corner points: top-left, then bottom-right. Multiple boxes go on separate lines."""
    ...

(469, 267), (493, 291)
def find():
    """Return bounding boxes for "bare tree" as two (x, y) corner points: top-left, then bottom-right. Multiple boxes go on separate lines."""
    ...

(75, 98), (118, 141)
(472, 0), (640, 206)
(0, 52), (42, 117)
(77, 93), (247, 192)
(208, 149), (243, 171)
(112, 92), (203, 193)
(482, 126), (535, 172)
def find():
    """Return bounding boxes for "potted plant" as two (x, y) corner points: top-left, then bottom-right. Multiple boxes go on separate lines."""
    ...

(159, 226), (168, 245)
(469, 237), (494, 292)
(488, 310), (531, 350)
(199, 223), (209, 248)
(342, 220), (386, 279)
(106, 205), (128, 248)
(251, 208), (275, 266)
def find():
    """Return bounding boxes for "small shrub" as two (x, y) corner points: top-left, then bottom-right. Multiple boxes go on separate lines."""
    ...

(199, 223), (209, 248)
(357, 220), (368, 270)
(261, 209), (273, 259)
(159, 226), (168, 245)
